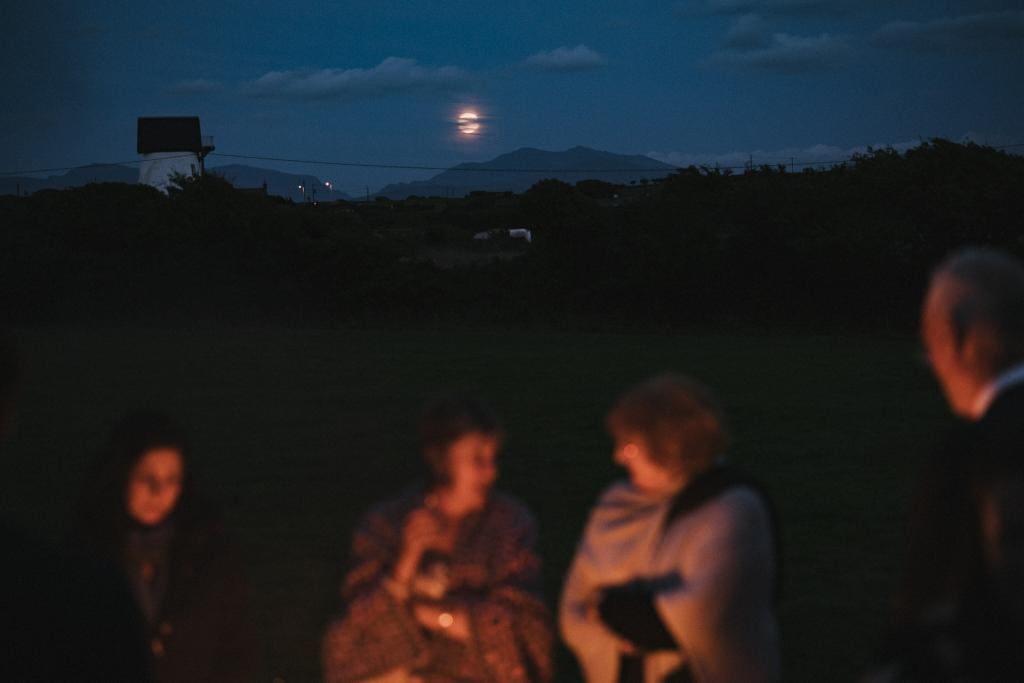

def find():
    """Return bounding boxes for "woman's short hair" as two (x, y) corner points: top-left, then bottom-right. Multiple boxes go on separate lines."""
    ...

(606, 374), (730, 472)
(417, 395), (502, 486)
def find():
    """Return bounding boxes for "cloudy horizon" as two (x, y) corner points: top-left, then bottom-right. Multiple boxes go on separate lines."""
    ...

(4, 1), (1021, 194)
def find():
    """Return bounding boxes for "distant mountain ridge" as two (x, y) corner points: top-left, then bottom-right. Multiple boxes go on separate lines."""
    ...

(0, 164), (139, 196)
(211, 164), (351, 201)
(375, 146), (677, 199)
(0, 163), (350, 202)
(0, 146), (676, 200)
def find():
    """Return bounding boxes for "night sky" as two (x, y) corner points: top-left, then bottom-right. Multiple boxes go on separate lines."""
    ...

(4, 1), (1023, 194)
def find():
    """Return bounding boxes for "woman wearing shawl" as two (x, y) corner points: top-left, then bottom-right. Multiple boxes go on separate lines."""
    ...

(561, 375), (780, 683)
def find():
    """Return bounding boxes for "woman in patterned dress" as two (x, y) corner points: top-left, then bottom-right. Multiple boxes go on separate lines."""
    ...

(322, 396), (554, 683)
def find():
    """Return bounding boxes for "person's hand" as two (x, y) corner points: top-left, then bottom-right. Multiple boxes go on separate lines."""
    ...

(392, 508), (446, 585)
(402, 508), (446, 553)
(411, 602), (470, 642)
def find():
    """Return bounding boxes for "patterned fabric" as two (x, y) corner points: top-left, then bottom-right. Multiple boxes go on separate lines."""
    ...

(323, 488), (554, 683)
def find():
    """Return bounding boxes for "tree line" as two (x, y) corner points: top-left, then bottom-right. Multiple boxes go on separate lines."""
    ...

(2, 139), (1021, 330)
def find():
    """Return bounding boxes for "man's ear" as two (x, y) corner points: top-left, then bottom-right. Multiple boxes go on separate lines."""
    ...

(961, 319), (1002, 380)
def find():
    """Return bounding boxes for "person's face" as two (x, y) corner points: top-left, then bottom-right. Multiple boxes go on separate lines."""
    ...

(613, 433), (681, 493)
(443, 431), (499, 510)
(126, 447), (184, 526)
(921, 276), (984, 418)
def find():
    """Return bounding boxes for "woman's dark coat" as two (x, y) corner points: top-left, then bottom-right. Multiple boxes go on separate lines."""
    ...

(140, 500), (258, 683)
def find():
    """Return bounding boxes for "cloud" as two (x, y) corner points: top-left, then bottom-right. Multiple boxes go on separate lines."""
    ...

(245, 57), (473, 100)
(646, 139), (922, 170)
(723, 14), (771, 48)
(709, 17), (852, 72)
(871, 10), (1024, 54)
(676, 0), (852, 16)
(169, 78), (224, 95)
(523, 45), (607, 72)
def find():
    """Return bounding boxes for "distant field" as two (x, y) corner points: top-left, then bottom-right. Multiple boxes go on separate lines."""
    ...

(1, 325), (948, 682)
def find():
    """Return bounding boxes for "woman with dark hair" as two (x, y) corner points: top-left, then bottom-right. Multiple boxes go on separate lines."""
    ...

(561, 375), (780, 683)
(75, 411), (257, 683)
(323, 396), (554, 683)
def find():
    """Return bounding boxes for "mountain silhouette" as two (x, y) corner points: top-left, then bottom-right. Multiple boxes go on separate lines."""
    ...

(0, 164), (350, 201)
(212, 164), (351, 201)
(375, 146), (677, 198)
(1, 147), (675, 200)
(0, 164), (139, 196)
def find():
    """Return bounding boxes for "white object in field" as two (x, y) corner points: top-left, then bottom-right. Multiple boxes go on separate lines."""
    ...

(508, 228), (532, 243)
(138, 152), (200, 193)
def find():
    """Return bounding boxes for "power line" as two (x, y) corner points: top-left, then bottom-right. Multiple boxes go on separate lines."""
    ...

(2, 142), (1022, 179)
(212, 152), (680, 173)
(208, 143), (1024, 174)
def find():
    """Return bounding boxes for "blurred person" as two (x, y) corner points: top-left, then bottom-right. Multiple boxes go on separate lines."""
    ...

(1, 334), (151, 681)
(879, 248), (1024, 681)
(561, 374), (779, 683)
(74, 411), (257, 683)
(322, 395), (554, 683)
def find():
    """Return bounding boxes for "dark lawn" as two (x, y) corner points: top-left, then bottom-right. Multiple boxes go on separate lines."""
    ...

(0, 325), (948, 681)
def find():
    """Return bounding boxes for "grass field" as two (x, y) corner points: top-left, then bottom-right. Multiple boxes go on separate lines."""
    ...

(0, 325), (949, 681)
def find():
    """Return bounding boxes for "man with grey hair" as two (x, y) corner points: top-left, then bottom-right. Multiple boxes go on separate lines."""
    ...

(887, 247), (1024, 680)
(921, 248), (1024, 419)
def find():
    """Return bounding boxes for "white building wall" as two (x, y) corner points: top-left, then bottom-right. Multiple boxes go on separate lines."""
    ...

(138, 151), (201, 193)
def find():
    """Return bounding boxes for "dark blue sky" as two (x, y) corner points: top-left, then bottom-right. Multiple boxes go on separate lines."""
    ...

(5, 1), (1023, 193)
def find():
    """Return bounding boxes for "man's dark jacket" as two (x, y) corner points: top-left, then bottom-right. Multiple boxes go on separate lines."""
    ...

(890, 382), (1024, 681)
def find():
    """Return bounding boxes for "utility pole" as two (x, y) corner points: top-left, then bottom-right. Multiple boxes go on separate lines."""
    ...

(790, 157), (795, 173)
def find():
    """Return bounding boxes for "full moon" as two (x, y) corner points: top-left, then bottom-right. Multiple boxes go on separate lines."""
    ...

(458, 110), (480, 136)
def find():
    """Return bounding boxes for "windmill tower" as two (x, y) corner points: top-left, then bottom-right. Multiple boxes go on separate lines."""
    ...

(137, 117), (215, 192)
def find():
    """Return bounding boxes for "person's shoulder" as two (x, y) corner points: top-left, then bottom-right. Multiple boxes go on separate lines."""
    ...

(713, 484), (771, 518)
(581, 480), (668, 544)
(978, 384), (1024, 462)
(590, 480), (666, 520)
(173, 496), (250, 580)
(488, 490), (538, 531)
(177, 494), (231, 548)
(595, 479), (640, 506)
(691, 484), (774, 541)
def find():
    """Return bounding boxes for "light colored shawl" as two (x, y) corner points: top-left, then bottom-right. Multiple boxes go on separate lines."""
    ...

(560, 480), (779, 683)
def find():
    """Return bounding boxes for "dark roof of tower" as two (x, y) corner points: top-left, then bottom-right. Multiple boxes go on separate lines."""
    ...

(137, 117), (202, 154)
